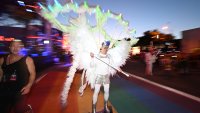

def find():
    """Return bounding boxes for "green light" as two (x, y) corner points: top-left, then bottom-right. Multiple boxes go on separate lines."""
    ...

(84, 1), (89, 9)
(54, 0), (62, 9)
(48, 5), (53, 12)
(39, 1), (137, 45)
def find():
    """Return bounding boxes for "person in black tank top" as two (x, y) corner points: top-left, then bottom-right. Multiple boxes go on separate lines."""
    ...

(0, 40), (36, 113)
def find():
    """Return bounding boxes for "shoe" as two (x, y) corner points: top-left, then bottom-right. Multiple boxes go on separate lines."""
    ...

(25, 104), (33, 113)
(104, 101), (110, 113)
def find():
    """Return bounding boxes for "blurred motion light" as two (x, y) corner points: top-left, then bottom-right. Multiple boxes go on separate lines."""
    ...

(131, 47), (140, 55)
(26, 9), (33, 12)
(156, 35), (159, 39)
(162, 26), (168, 30)
(44, 40), (50, 44)
(42, 52), (48, 56)
(31, 53), (39, 57)
(17, 1), (25, 6)
(171, 55), (177, 58)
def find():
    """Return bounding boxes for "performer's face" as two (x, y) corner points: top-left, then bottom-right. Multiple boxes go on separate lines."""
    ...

(9, 41), (24, 55)
(100, 46), (109, 54)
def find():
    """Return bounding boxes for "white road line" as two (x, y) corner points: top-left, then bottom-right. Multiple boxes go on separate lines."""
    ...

(128, 73), (200, 103)
(35, 73), (48, 84)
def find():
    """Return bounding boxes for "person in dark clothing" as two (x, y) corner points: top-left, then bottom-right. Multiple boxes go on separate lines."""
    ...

(0, 39), (36, 113)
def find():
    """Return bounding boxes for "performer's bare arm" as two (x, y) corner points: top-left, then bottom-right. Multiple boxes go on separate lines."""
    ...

(21, 57), (36, 95)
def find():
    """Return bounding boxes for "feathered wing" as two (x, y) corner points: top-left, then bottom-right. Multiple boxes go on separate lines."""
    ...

(67, 30), (98, 70)
(108, 39), (132, 75)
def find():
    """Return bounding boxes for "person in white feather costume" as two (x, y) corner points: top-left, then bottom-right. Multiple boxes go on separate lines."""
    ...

(77, 39), (131, 113)
(37, 1), (139, 110)
(90, 41), (114, 113)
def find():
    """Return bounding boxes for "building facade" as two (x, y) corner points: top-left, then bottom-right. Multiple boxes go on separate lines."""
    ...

(182, 27), (200, 54)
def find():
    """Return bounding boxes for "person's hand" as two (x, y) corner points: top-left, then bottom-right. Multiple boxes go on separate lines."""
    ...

(90, 52), (94, 58)
(21, 85), (31, 95)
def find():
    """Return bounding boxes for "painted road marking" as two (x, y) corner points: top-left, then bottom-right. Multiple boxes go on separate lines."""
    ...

(35, 73), (48, 84)
(128, 73), (200, 103)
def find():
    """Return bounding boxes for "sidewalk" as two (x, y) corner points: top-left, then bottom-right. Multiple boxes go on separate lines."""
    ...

(121, 58), (200, 98)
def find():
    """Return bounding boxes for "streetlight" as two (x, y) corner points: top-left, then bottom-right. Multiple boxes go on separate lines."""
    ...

(156, 34), (159, 39)
(161, 25), (170, 34)
(151, 34), (159, 39)
(162, 26), (168, 30)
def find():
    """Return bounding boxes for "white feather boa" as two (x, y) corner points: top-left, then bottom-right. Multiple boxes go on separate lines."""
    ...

(108, 40), (131, 75)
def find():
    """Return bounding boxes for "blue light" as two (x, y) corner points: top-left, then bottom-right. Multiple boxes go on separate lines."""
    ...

(19, 48), (28, 56)
(42, 52), (48, 56)
(37, 2), (45, 9)
(75, 2), (78, 8)
(17, 1), (25, 6)
(26, 9), (33, 12)
(31, 53), (39, 57)
(48, 5), (53, 12)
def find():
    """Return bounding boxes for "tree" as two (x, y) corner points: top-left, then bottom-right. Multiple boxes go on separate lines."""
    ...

(134, 29), (175, 47)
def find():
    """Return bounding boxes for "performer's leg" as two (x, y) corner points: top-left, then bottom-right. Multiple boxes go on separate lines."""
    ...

(103, 84), (110, 113)
(145, 63), (149, 75)
(103, 84), (110, 102)
(92, 84), (101, 113)
(149, 63), (153, 75)
(146, 63), (151, 75)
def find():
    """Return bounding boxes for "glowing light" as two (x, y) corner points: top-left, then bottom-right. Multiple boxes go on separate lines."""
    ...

(17, 1), (25, 6)
(84, 1), (88, 9)
(37, 3), (45, 9)
(171, 55), (177, 58)
(75, 2), (78, 8)
(131, 47), (140, 55)
(27, 36), (41, 38)
(48, 5), (53, 12)
(31, 53), (39, 57)
(54, 0), (62, 9)
(156, 35), (159, 39)
(162, 26), (168, 30)
(62, 34), (69, 49)
(43, 40), (50, 44)
(0, 35), (15, 41)
(42, 52), (48, 56)
(39, 1), (137, 43)
(26, 9), (33, 12)
(26, 5), (40, 9)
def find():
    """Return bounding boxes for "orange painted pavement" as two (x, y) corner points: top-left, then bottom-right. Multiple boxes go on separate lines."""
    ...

(26, 71), (118, 113)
